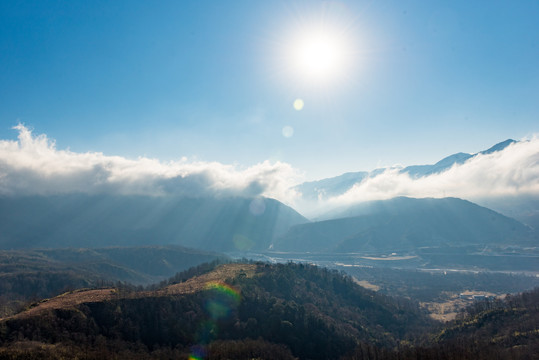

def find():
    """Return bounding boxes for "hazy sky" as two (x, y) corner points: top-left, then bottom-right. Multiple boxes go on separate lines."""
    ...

(1, 0), (538, 180)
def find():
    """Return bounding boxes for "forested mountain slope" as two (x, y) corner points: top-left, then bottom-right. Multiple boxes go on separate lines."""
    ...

(274, 197), (536, 253)
(0, 246), (223, 317)
(0, 261), (537, 359)
(0, 195), (307, 252)
(0, 262), (432, 359)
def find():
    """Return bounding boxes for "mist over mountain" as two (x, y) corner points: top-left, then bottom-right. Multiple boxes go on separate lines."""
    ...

(294, 171), (369, 201)
(295, 139), (517, 201)
(273, 197), (537, 253)
(0, 132), (536, 268)
(291, 138), (539, 228)
(0, 195), (307, 252)
(2, 126), (538, 227)
(476, 195), (539, 230)
(403, 139), (517, 178)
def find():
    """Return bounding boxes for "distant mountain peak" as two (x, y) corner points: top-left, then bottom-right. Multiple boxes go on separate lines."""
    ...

(433, 152), (472, 167)
(479, 139), (516, 155)
(294, 139), (520, 199)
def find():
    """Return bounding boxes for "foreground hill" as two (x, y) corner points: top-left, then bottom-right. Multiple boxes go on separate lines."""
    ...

(0, 246), (224, 317)
(1, 261), (537, 359)
(431, 288), (539, 358)
(341, 288), (539, 360)
(0, 262), (432, 359)
(273, 197), (536, 254)
(0, 195), (307, 252)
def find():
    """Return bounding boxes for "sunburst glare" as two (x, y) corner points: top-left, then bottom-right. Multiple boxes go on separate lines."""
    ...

(291, 29), (347, 81)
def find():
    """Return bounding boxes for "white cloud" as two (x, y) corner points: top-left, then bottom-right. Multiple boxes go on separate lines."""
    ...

(326, 136), (539, 208)
(0, 125), (303, 203)
(1, 125), (538, 219)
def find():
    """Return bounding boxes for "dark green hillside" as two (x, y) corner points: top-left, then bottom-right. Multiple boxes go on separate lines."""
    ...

(338, 265), (539, 302)
(0, 262), (433, 359)
(372, 288), (539, 360)
(0, 195), (307, 252)
(0, 246), (223, 317)
(274, 197), (536, 253)
(1, 261), (538, 359)
(432, 288), (539, 357)
(41, 245), (223, 279)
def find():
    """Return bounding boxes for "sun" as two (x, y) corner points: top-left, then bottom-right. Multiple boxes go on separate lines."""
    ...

(290, 28), (349, 83)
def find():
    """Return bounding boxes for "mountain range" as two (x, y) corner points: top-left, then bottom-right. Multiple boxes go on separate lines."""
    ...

(294, 139), (517, 201)
(0, 195), (307, 252)
(272, 197), (536, 253)
(0, 138), (536, 266)
(0, 194), (536, 262)
(293, 138), (539, 232)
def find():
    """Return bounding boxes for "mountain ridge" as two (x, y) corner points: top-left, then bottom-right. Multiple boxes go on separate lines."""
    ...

(0, 262), (432, 359)
(0, 195), (308, 252)
(1, 261), (537, 359)
(295, 139), (517, 200)
(273, 197), (537, 254)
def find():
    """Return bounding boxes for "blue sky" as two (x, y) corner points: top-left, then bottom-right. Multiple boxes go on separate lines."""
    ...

(1, 0), (538, 180)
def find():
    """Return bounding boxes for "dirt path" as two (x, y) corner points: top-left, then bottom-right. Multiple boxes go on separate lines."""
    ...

(5, 288), (118, 320)
(156, 263), (257, 296)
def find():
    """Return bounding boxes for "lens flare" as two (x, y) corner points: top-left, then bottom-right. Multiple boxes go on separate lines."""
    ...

(204, 281), (241, 320)
(206, 300), (230, 319)
(205, 281), (241, 303)
(249, 197), (266, 215)
(282, 126), (294, 138)
(233, 234), (255, 251)
(293, 98), (304, 110)
(189, 345), (207, 360)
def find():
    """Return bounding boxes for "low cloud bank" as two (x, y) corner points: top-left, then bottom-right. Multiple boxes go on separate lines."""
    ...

(1, 125), (538, 218)
(0, 125), (302, 202)
(322, 136), (539, 212)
